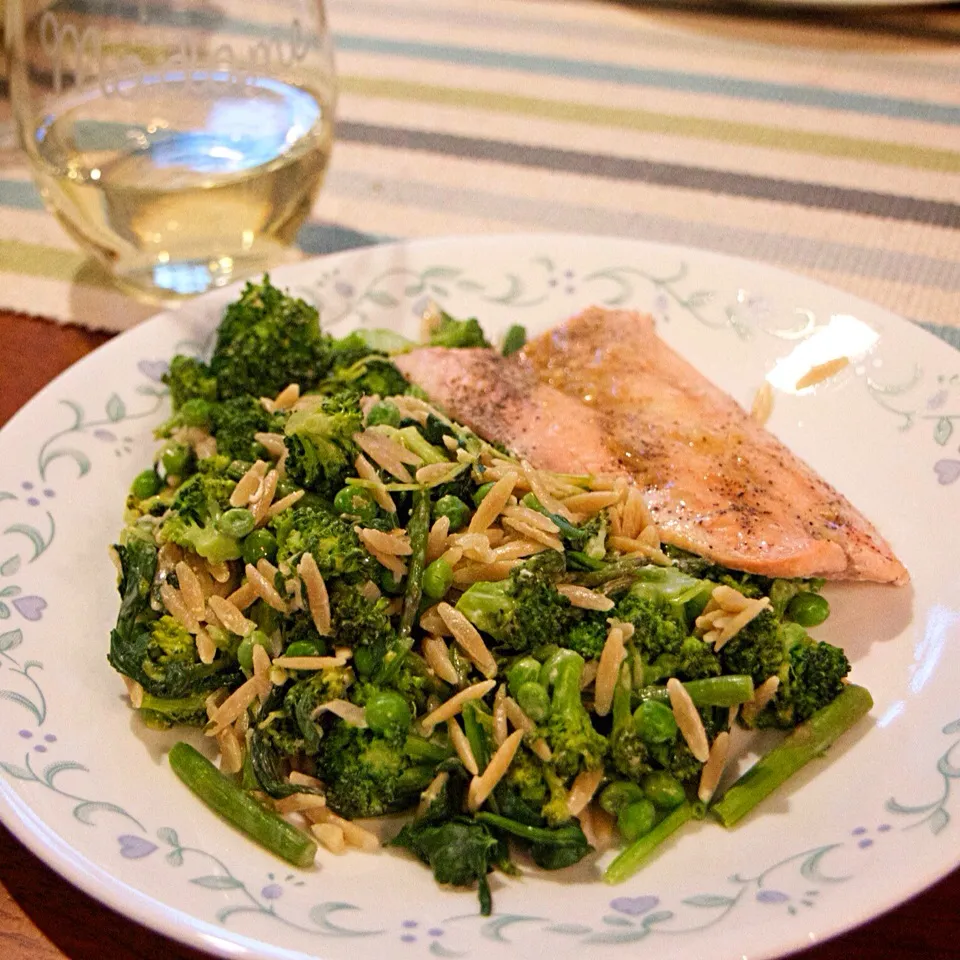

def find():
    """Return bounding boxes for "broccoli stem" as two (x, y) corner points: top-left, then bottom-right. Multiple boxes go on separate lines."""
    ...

(638, 675), (755, 708)
(572, 556), (652, 589)
(604, 801), (695, 884)
(711, 684), (873, 828)
(521, 494), (585, 545)
(475, 812), (587, 847)
(462, 701), (490, 771)
(168, 742), (317, 867)
(400, 491), (431, 639)
(395, 426), (448, 464)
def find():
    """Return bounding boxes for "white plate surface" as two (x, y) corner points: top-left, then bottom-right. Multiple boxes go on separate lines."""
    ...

(1, 234), (958, 960)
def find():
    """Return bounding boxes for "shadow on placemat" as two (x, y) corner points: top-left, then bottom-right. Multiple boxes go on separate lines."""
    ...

(607, 0), (960, 51)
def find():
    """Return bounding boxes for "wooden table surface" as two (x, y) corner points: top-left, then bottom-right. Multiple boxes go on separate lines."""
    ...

(1, 308), (959, 960)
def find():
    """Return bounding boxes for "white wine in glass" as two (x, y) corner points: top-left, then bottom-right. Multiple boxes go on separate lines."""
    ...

(8, 0), (337, 300)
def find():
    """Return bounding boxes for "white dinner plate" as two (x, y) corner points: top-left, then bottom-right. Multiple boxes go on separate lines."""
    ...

(0, 234), (958, 960)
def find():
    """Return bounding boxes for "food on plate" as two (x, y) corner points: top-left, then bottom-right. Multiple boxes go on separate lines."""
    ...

(108, 279), (886, 914)
(394, 307), (908, 585)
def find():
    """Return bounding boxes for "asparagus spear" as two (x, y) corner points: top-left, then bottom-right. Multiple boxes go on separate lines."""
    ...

(400, 490), (430, 639)
(604, 801), (695, 885)
(711, 684), (873, 828)
(637, 675), (755, 708)
(168, 742), (317, 867)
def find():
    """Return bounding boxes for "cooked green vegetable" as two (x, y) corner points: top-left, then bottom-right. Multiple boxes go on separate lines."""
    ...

(169, 742), (317, 867)
(712, 684), (873, 827)
(110, 278), (869, 918)
(605, 801), (695, 885)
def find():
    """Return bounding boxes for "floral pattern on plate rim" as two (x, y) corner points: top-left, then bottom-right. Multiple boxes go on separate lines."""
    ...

(0, 255), (957, 958)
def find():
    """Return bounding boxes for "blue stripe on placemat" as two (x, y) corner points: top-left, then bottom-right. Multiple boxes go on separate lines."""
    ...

(917, 322), (960, 351)
(296, 222), (388, 255)
(0, 179), (45, 211)
(334, 33), (960, 126)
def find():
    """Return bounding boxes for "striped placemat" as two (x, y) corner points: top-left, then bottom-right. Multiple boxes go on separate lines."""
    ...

(0, 0), (958, 345)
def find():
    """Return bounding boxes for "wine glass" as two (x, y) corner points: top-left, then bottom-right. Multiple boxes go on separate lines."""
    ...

(7, 0), (337, 300)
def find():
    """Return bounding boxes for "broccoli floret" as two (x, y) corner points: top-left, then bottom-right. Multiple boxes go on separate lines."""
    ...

(326, 579), (395, 651)
(541, 766), (574, 827)
(455, 553), (572, 653)
(282, 392), (362, 499)
(609, 664), (649, 781)
(748, 628), (850, 730)
(719, 609), (784, 686)
(428, 310), (490, 349)
(272, 506), (374, 581)
(616, 591), (685, 662)
(649, 737), (703, 785)
(498, 748), (548, 812)
(160, 471), (242, 563)
(325, 356), (410, 398)
(210, 276), (334, 400)
(162, 356), (217, 410)
(316, 722), (442, 819)
(646, 636), (721, 684)
(561, 613), (608, 660)
(160, 473), (242, 563)
(148, 616), (197, 663)
(328, 331), (383, 371)
(211, 396), (286, 462)
(542, 650), (607, 778)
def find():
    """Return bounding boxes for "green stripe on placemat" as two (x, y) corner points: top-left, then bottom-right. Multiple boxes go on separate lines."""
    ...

(0, 239), (107, 286)
(339, 76), (960, 174)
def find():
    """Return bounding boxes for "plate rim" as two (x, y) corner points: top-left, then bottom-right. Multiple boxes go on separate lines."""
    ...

(1, 230), (958, 960)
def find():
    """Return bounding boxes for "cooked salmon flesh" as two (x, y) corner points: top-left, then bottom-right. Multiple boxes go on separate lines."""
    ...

(394, 307), (908, 584)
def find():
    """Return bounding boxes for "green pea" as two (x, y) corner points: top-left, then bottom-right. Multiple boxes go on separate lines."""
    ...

(179, 398), (213, 429)
(275, 477), (298, 499)
(365, 691), (412, 736)
(217, 508), (256, 539)
(618, 798), (657, 842)
(507, 657), (542, 697)
(333, 486), (378, 523)
(284, 640), (321, 658)
(160, 442), (191, 478)
(422, 557), (454, 601)
(131, 469), (161, 500)
(472, 482), (496, 507)
(515, 681), (550, 723)
(237, 629), (271, 673)
(634, 700), (678, 745)
(786, 592), (830, 627)
(434, 495), (471, 531)
(599, 781), (645, 817)
(641, 771), (686, 810)
(353, 646), (377, 677)
(242, 529), (277, 565)
(366, 401), (401, 428)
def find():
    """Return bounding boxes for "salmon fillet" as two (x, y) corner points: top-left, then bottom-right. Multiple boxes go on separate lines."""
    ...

(394, 308), (908, 584)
